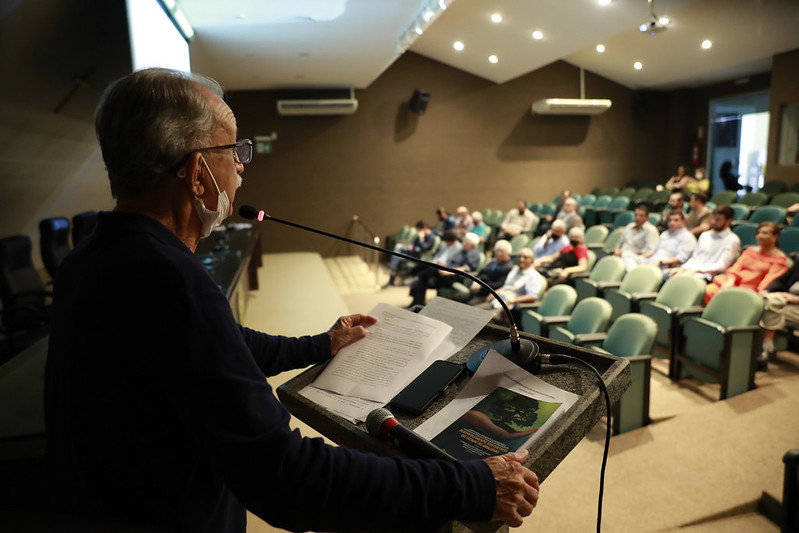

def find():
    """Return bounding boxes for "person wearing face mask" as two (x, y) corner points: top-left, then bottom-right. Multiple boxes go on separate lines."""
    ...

(44, 68), (539, 533)
(533, 227), (589, 284)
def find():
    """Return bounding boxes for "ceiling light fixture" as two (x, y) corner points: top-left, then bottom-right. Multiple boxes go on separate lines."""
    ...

(491, 13), (502, 23)
(634, 61), (643, 70)
(532, 31), (544, 40)
(701, 39), (712, 49)
(596, 44), (605, 53)
(488, 55), (499, 64)
(598, 0), (612, 5)
(639, 0), (669, 35)
(397, 0), (452, 54)
(453, 41), (464, 51)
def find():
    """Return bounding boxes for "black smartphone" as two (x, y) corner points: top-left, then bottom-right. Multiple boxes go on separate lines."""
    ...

(390, 360), (466, 416)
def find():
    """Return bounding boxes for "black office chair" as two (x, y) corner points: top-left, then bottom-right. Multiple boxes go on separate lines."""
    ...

(0, 235), (52, 360)
(39, 216), (71, 281)
(72, 210), (98, 245)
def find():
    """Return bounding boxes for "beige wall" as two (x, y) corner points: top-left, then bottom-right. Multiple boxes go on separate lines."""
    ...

(229, 54), (671, 255)
(767, 49), (799, 184)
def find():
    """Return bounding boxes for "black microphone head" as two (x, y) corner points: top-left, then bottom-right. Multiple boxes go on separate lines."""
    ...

(238, 205), (259, 220)
(366, 408), (394, 438)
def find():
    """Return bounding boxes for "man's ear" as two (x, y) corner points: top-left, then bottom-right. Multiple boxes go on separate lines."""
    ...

(181, 153), (205, 196)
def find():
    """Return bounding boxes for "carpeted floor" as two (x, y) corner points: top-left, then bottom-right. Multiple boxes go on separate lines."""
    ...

(246, 254), (799, 533)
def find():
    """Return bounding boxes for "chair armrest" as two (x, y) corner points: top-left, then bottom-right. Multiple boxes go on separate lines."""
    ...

(539, 315), (570, 327)
(594, 281), (622, 291)
(573, 332), (608, 346)
(631, 292), (658, 303)
(516, 302), (540, 311)
(569, 272), (591, 281)
(673, 305), (705, 319)
(724, 325), (762, 335)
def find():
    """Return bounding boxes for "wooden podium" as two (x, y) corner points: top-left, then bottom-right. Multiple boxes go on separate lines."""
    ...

(277, 323), (631, 533)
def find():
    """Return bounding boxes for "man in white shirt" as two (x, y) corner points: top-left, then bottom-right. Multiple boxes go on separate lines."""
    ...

(664, 205), (740, 281)
(476, 248), (545, 323)
(499, 200), (537, 239)
(623, 210), (697, 271)
(615, 205), (660, 268)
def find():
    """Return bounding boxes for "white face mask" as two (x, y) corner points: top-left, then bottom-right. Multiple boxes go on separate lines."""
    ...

(191, 157), (230, 238)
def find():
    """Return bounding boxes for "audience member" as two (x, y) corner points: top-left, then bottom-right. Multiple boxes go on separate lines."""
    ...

(686, 166), (710, 194)
(664, 164), (697, 192)
(615, 205), (659, 267)
(476, 248), (545, 323)
(45, 68), (540, 532)
(409, 233), (481, 307)
(533, 227), (590, 284)
(704, 221), (787, 304)
(664, 205), (740, 281)
(759, 259), (799, 370)
(499, 200), (537, 240)
(384, 220), (435, 287)
(554, 197), (584, 232)
(532, 219), (569, 259)
(685, 192), (713, 237)
(465, 239), (514, 303)
(433, 206), (456, 236)
(656, 192), (685, 232)
(470, 210), (489, 243)
(453, 205), (474, 238)
(429, 230), (462, 267)
(625, 210), (696, 270)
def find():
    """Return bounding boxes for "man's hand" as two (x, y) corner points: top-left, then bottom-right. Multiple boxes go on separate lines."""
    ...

(484, 450), (540, 527)
(327, 314), (378, 356)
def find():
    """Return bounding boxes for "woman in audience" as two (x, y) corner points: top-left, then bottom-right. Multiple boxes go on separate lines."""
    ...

(663, 164), (697, 193)
(704, 221), (788, 304)
(532, 227), (589, 284)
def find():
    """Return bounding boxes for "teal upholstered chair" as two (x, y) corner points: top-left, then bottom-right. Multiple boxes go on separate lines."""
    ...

(575, 313), (658, 434)
(761, 181), (787, 197)
(673, 288), (764, 400)
(733, 223), (757, 248)
(769, 191), (799, 208)
(748, 205), (786, 225)
(548, 297), (612, 345)
(604, 264), (664, 322)
(638, 273), (706, 364)
(598, 196), (630, 225)
(574, 255), (625, 301)
(779, 227), (799, 255)
(739, 192), (768, 208)
(709, 190), (739, 206)
(729, 203), (750, 222)
(519, 285), (578, 337)
(610, 210), (634, 229)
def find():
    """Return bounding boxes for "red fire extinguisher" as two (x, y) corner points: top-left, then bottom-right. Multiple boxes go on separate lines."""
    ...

(691, 140), (701, 166)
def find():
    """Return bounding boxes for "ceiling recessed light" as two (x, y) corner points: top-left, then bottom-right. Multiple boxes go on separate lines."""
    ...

(596, 44), (606, 53)
(531, 31), (544, 40)
(634, 61), (643, 70)
(491, 13), (502, 23)
(701, 39), (712, 49)
(453, 41), (464, 51)
(598, 0), (612, 5)
(658, 17), (670, 25)
(488, 55), (499, 64)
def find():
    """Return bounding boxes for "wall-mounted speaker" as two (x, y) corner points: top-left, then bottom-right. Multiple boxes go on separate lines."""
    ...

(409, 89), (430, 114)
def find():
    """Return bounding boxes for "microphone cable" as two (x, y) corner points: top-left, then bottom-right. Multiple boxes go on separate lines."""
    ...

(541, 353), (610, 533)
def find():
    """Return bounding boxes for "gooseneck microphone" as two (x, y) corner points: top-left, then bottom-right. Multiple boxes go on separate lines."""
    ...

(366, 408), (455, 460)
(238, 204), (540, 373)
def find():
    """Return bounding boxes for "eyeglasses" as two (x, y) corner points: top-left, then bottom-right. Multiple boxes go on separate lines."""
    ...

(173, 139), (253, 170)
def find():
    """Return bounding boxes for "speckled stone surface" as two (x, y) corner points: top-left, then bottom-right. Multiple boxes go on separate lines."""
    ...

(277, 323), (631, 533)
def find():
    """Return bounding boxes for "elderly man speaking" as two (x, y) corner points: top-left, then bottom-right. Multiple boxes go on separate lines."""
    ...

(44, 68), (539, 533)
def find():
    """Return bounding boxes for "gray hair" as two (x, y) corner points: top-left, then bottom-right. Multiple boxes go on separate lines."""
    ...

(494, 239), (512, 254)
(95, 68), (224, 197)
(567, 227), (584, 241)
(551, 219), (567, 231)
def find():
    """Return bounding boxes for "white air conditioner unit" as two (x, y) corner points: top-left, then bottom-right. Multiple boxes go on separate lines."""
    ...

(531, 98), (612, 116)
(276, 99), (358, 116)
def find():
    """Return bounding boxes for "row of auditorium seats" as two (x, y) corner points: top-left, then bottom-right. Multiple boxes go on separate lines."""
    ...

(0, 211), (98, 362)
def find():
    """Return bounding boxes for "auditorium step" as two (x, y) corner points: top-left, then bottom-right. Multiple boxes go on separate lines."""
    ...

(323, 255), (383, 295)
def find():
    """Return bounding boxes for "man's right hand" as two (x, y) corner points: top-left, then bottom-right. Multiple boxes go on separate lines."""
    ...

(484, 449), (539, 527)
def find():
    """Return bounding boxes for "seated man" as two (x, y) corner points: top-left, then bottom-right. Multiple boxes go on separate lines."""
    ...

(499, 200), (537, 240)
(624, 210), (696, 271)
(554, 197), (584, 232)
(615, 205), (659, 269)
(409, 233), (481, 307)
(685, 192), (713, 237)
(470, 210), (489, 243)
(385, 220), (436, 287)
(532, 219), (569, 259)
(664, 205), (740, 282)
(533, 227), (590, 284)
(453, 205), (474, 238)
(759, 258), (799, 370)
(476, 248), (545, 323)
(656, 192), (685, 232)
(465, 239), (515, 304)
(433, 206), (455, 236)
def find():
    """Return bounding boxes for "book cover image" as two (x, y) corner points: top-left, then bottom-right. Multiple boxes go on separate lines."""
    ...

(430, 386), (562, 459)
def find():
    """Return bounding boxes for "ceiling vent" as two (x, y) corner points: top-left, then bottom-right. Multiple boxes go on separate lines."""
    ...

(531, 98), (612, 115)
(276, 98), (358, 116)
(531, 67), (612, 116)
